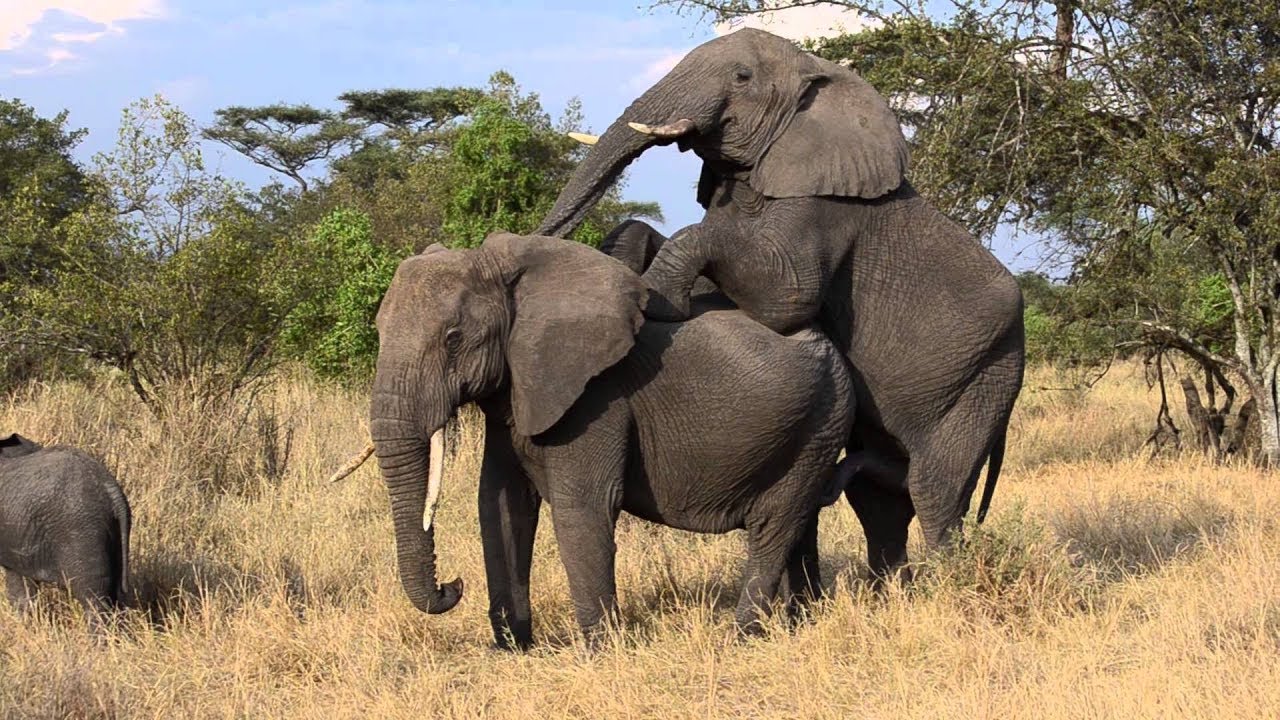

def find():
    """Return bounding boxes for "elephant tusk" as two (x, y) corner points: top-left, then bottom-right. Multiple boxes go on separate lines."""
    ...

(627, 118), (696, 139)
(567, 131), (599, 145)
(422, 428), (446, 532)
(328, 441), (375, 483)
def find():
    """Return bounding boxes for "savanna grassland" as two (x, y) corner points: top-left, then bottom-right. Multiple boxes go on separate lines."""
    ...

(1, 362), (1277, 719)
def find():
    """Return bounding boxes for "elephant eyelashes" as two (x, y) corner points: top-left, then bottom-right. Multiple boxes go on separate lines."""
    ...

(733, 66), (753, 84)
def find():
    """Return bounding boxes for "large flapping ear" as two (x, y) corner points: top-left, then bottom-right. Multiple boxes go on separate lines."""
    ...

(482, 233), (648, 437)
(0, 432), (40, 459)
(751, 53), (909, 200)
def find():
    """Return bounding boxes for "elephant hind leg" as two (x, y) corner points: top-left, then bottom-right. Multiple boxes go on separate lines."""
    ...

(778, 510), (822, 621)
(5, 571), (38, 615)
(67, 571), (117, 635)
(907, 407), (1008, 550)
(735, 507), (812, 636)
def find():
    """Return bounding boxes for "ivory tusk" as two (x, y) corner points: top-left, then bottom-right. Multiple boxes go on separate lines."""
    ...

(628, 118), (696, 139)
(422, 428), (446, 532)
(328, 441), (375, 483)
(567, 131), (599, 145)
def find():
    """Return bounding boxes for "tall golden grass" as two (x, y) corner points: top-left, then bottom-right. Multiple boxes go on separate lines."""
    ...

(1, 362), (1277, 718)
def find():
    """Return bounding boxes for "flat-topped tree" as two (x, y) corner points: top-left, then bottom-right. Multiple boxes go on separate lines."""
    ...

(338, 87), (483, 138)
(203, 104), (361, 192)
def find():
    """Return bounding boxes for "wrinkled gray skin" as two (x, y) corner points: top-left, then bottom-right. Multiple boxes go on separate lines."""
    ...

(540, 28), (1025, 578)
(370, 232), (857, 648)
(0, 433), (131, 628)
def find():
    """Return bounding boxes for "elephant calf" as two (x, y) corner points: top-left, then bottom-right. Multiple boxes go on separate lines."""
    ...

(368, 232), (855, 648)
(0, 433), (132, 628)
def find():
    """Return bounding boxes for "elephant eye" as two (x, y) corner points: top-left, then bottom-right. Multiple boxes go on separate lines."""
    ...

(733, 66), (753, 84)
(444, 327), (462, 355)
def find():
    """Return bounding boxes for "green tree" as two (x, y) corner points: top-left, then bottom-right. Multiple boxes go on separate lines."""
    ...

(203, 103), (362, 192)
(0, 98), (94, 387)
(11, 95), (318, 407)
(279, 208), (407, 383)
(442, 71), (662, 248)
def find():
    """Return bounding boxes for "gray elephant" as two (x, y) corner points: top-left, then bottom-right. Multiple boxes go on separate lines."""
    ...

(539, 27), (1025, 579)
(369, 232), (858, 648)
(0, 433), (132, 627)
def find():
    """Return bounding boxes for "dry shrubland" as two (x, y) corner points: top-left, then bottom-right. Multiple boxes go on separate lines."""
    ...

(0, 362), (1277, 718)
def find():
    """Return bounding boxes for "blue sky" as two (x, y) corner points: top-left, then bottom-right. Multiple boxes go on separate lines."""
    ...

(1, 0), (1040, 271)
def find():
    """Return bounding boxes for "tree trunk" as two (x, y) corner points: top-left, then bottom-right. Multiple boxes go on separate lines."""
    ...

(1052, 0), (1076, 80)
(1258, 375), (1280, 467)
(1180, 376), (1220, 454)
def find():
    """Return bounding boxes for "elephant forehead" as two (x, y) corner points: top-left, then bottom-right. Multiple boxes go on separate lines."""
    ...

(698, 27), (798, 59)
(379, 258), (472, 324)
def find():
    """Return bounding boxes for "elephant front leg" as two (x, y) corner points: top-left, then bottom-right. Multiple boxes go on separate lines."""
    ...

(644, 221), (826, 335)
(548, 500), (621, 648)
(478, 432), (542, 651)
(641, 223), (722, 322)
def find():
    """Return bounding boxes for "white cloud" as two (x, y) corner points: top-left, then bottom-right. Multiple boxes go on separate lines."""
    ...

(0, 0), (166, 52)
(10, 46), (78, 75)
(50, 29), (113, 44)
(714, 3), (877, 42)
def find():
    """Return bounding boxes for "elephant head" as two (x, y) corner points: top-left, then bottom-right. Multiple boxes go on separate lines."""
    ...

(370, 233), (647, 615)
(538, 27), (909, 237)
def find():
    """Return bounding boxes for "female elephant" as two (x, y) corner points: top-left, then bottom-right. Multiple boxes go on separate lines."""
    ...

(539, 27), (1025, 578)
(369, 232), (856, 648)
(0, 433), (132, 628)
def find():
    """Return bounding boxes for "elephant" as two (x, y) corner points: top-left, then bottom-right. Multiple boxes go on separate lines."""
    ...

(0, 433), (132, 628)
(368, 231), (860, 648)
(538, 27), (1026, 579)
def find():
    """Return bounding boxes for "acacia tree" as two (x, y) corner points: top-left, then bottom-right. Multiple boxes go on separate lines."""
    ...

(203, 104), (362, 192)
(657, 0), (1280, 463)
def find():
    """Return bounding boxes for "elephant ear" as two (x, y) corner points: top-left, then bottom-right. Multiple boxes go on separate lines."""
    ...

(0, 432), (39, 459)
(484, 233), (648, 437)
(751, 54), (909, 200)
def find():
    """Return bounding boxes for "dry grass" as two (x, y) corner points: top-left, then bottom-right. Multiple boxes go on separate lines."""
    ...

(1, 362), (1277, 719)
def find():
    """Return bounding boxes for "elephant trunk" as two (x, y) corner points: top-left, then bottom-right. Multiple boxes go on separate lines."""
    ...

(371, 387), (463, 615)
(539, 76), (697, 238)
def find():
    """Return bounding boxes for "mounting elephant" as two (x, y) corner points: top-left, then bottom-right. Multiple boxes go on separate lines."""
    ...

(0, 433), (132, 629)
(368, 232), (859, 648)
(539, 27), (1025, 578)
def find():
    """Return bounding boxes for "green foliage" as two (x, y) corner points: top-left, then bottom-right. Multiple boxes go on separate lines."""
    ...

(0, 97), (88, 224)
(442, 96), (563, 246)
(7, 66), (666, 394)
(280, 208), (407, 383)
(204, 103), (362, 192)
(6, 96), (319, 406)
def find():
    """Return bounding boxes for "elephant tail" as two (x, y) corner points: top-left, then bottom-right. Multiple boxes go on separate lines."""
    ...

(105, 480), (132, 605)
(975, 429), (1007, 525)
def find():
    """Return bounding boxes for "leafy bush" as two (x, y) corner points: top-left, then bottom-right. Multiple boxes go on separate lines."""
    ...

(280, 208), (407, 383)
(4, 96), (319, 407)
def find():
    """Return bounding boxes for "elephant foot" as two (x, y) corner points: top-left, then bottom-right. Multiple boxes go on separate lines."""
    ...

(491, 622), (534, 653)
(867, 562), (914, 593)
